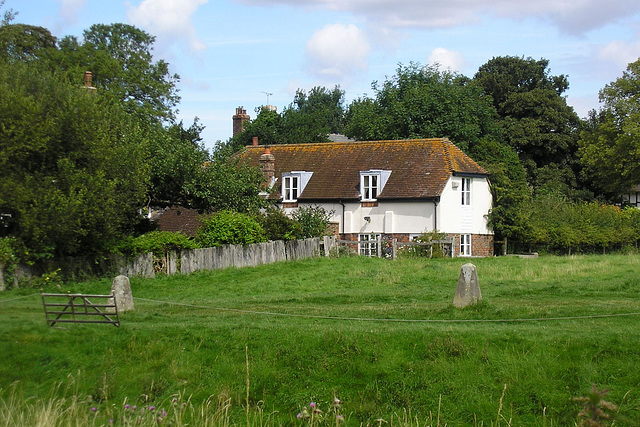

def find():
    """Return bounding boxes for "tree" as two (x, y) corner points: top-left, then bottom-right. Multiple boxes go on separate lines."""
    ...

(231, 85), (346, 150)
(474, 56), (583, 195)
(0, 60), (149, 259)
(280, 85), (345, 143)
(48, 23), (180, 124)
(0, 24), (56, 61)
(469, 139), (531, 241)
(344, 62), (498, 151)
(579, 58), (640, 196)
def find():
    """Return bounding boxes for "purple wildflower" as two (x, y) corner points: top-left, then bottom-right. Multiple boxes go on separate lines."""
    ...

(149, 405), (156, 411)
(90, 407), (97, 412)
(297, 413), (302, 419)
(309, 402), (316, 408)
(124, 404), (130, 409)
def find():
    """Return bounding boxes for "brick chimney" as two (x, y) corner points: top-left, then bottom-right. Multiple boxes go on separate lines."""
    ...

(259, 146), (275, 184)
(233, 106), (250, 137)
(83, 71), (96, 92)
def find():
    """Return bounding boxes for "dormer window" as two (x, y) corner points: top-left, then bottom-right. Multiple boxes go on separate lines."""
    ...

(282, 171), (313, 202)
(360, 170), (391, 201)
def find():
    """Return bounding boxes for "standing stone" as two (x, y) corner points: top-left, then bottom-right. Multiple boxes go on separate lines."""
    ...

(111, 275), (134, 312)
(453, 263), (482, 308)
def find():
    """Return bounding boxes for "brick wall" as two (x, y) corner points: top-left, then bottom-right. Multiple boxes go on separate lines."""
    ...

(154, 206), (203, 237)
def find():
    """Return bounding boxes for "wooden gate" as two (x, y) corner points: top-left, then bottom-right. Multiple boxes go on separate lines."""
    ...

(41, 293), (120, 327)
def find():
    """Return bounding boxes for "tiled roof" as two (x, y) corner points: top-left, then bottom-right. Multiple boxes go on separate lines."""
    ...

(237, 139), (488, 201)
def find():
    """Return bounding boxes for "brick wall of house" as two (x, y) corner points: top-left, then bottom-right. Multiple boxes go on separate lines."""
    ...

(154, 206), (203, 237)
(340, 232), (493, 257)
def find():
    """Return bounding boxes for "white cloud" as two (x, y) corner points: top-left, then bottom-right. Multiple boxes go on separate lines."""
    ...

(427, 48), (465, 72)
(54, 0), (86, 31)
(127, 0), (208, 54)
(305, 23), (371, 81)
(235, 0), (640, 35)
(598, 39), (640, 69)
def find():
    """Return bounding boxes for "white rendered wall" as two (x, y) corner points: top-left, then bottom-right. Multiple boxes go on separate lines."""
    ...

(281, 176), (491, 236)
(438, 176), (492, 235)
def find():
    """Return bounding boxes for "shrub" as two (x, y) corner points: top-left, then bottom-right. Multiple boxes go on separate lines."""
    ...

(291, 205), (333, 238)
(0, 237), (19, 286)
(196, 211), (266, 247)
(117, 231), (198, 257)
(258, 208), (303, 241)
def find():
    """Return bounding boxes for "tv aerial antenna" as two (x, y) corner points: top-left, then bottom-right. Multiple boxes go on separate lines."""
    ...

(261, 91), (273, 104)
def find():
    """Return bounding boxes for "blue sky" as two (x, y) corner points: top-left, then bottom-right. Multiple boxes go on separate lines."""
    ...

(10, 0), (640, 150)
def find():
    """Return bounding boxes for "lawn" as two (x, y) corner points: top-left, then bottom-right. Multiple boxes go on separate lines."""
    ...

(1, 254), (640, 426)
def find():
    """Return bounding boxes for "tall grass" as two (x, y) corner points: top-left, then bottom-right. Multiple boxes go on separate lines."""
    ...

(1, 255), (640, 425)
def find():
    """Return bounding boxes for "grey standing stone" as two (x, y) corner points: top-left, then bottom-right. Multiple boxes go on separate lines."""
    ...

(111, 275), (134, 312)
(453, 263), (482, 308)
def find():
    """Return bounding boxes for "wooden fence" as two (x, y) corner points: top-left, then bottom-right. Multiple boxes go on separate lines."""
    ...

(119, 237), (323, 278)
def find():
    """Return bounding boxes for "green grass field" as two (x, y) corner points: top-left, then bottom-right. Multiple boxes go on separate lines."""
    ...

(1, 254), (640, 426)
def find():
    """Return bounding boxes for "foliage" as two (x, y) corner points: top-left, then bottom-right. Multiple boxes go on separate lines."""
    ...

(574, 385), (619, 427)
(0, 24), (56, 61)
(0, 60), (149, 260)
(474, 56), (583, 195)
(579, 58), (640, 196)
(49, 23), (180, 124)
(521, 194), (640, 254)
(470, 138), (532, 240)
(257, 208), (303, 241)
(291, 205), (334, 238)
(0, 237), (18, 286)
(196, 211), (266, 247)
(231, 86), (346, 151)
(117, 231), (198, 258)
(344, 62), (498, 151)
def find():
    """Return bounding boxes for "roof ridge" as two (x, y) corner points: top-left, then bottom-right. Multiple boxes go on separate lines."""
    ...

(245, 138), (449, 149)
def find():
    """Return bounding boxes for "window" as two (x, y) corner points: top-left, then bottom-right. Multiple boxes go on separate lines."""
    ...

(360, 170), (392, 201)
(461, 178), (471, 205)
(283, 175), (299, 202)
(359, 233), (380, 257)
(281, 171), (313, 202)
(362, 174), (379, 200)
(460, 234), (471, 256)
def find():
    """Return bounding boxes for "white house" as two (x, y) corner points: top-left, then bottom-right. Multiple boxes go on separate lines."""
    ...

(238, 138), (493, 257)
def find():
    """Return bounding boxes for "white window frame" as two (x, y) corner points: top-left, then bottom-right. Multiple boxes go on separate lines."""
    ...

(362, 174), (379, 201)
(281, 171), (313, 202)
(460, 234), (471, 256)
(360, 170), (392, 201)
(358, 233), (380, 257)
(461, 178), (471, 206)
(282, 175), (299, 202)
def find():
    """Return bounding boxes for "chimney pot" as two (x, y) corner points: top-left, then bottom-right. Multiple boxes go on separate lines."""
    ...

(84, 71), (92, 87)
(252, 137), (259, 146)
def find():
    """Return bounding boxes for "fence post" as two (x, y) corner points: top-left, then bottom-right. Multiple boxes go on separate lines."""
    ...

(377, 237), (382, 258)
(503, 237), (508, 256)
(392, 238), (397, 260)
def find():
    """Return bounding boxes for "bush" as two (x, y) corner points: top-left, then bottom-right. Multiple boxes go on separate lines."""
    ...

(291, 205), (333, 238)
(117, 231), (198, 257)
(0, 237), (19, 286)
(258, 208), (303, 241)
(196, 211), (266, 247)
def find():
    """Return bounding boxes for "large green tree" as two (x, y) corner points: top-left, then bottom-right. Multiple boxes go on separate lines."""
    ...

(579, 58), (640, 197)
(474, 56), (584, 196)
(47, 23), (180, 124)
(0, 61), (149, 259)
(232, 85), (346, 150)
(344, 62), (498, 151)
